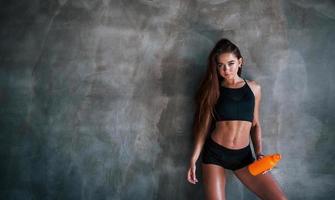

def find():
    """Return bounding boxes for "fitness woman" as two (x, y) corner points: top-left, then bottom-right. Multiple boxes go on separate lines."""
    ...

(186, 38), (288, 200)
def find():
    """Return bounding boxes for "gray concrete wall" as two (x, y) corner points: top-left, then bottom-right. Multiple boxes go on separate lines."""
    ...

(1, 0), (334, 199)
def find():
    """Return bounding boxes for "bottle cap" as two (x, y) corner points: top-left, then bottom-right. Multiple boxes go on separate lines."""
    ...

(273, 153), (281, 161)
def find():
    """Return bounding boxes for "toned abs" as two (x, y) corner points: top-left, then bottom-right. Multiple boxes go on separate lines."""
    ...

(211, 121), (252, 149)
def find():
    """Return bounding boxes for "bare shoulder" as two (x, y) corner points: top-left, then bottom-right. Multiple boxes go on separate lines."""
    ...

(246, 79), (261, 97)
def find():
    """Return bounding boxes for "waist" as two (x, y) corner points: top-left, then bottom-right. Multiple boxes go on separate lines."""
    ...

(206, 135), (251, 152)
(211, 123), (252, 149)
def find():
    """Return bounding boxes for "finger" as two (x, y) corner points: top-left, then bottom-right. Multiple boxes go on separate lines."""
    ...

(188, 176), (194, 184)
(187, 170), (194, 183)
(192, 167), (198, 182)
(188, 170), (195, 184)
(190, 174), (196, 184)
(193, 174), (198, 182)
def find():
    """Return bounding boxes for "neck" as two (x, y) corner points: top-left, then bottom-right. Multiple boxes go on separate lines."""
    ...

(222, 76), (243, 86)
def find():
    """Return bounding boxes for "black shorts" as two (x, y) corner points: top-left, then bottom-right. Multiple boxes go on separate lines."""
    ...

(201, 135), (255, 171)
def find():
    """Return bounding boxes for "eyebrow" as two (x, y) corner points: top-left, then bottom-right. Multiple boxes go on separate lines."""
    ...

(218, 60), (235, 64)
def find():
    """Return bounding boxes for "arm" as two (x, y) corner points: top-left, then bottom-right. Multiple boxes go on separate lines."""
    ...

(187, 113), (212, 184)
(190, 113), (212, 164)
(250, 82), (263, 156)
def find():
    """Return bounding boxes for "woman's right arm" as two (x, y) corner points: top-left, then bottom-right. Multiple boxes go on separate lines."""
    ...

(187, 115), (211, 184)
(189, 115), (212, 164)
(190, 133), (207, 164)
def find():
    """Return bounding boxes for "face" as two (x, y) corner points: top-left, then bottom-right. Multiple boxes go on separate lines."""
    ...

(216, 53), (242, 80)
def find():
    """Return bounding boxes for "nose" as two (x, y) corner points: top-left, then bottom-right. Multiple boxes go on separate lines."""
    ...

(223, 66), (229, 72)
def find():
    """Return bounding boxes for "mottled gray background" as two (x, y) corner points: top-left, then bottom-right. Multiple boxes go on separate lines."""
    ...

(1, 0), (334, 199)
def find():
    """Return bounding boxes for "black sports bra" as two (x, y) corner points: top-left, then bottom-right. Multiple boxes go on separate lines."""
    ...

(214, 78), (255, 123)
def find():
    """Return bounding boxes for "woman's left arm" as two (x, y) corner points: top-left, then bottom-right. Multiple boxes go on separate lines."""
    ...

(250, 82), (263, 158)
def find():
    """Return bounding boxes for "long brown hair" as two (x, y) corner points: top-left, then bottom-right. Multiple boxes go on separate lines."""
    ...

(192, 38), (244, 138)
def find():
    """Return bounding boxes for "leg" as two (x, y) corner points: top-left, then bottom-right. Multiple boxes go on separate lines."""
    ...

(233, 166), (288, 200)
(202, 163), (227, 200)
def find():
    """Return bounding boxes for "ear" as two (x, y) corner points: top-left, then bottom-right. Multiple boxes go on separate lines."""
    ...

(238, 57), (243, 67)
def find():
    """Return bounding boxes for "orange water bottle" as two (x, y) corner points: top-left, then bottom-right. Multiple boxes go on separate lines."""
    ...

(248, 153), (282, 176)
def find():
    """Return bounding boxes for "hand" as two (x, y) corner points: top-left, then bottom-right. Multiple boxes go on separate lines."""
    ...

(187, 161), (198, 184)
(262, 168), (272, 175)
(256, 153), (265, 161)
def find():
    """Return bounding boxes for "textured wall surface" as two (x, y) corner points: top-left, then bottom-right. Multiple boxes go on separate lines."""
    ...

(1, 0), (334, 199)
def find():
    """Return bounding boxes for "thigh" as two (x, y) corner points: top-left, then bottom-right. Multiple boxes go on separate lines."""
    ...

(233, 166), (287, 200)
(202, 163), (227, 200)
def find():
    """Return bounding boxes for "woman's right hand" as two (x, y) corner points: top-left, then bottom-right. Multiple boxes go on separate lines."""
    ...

(187, 161), (199, 184)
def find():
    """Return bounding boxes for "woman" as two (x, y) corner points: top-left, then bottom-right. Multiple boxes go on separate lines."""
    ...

(186, 38), (288, 200)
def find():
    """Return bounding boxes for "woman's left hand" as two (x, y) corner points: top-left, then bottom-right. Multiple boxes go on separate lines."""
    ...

(262, 169), (271, 174)
(256, 153), (272, 174)
(256, 153), (265, 160)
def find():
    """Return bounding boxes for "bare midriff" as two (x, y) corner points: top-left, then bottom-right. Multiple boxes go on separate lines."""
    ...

(211, 121), (253, 149)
